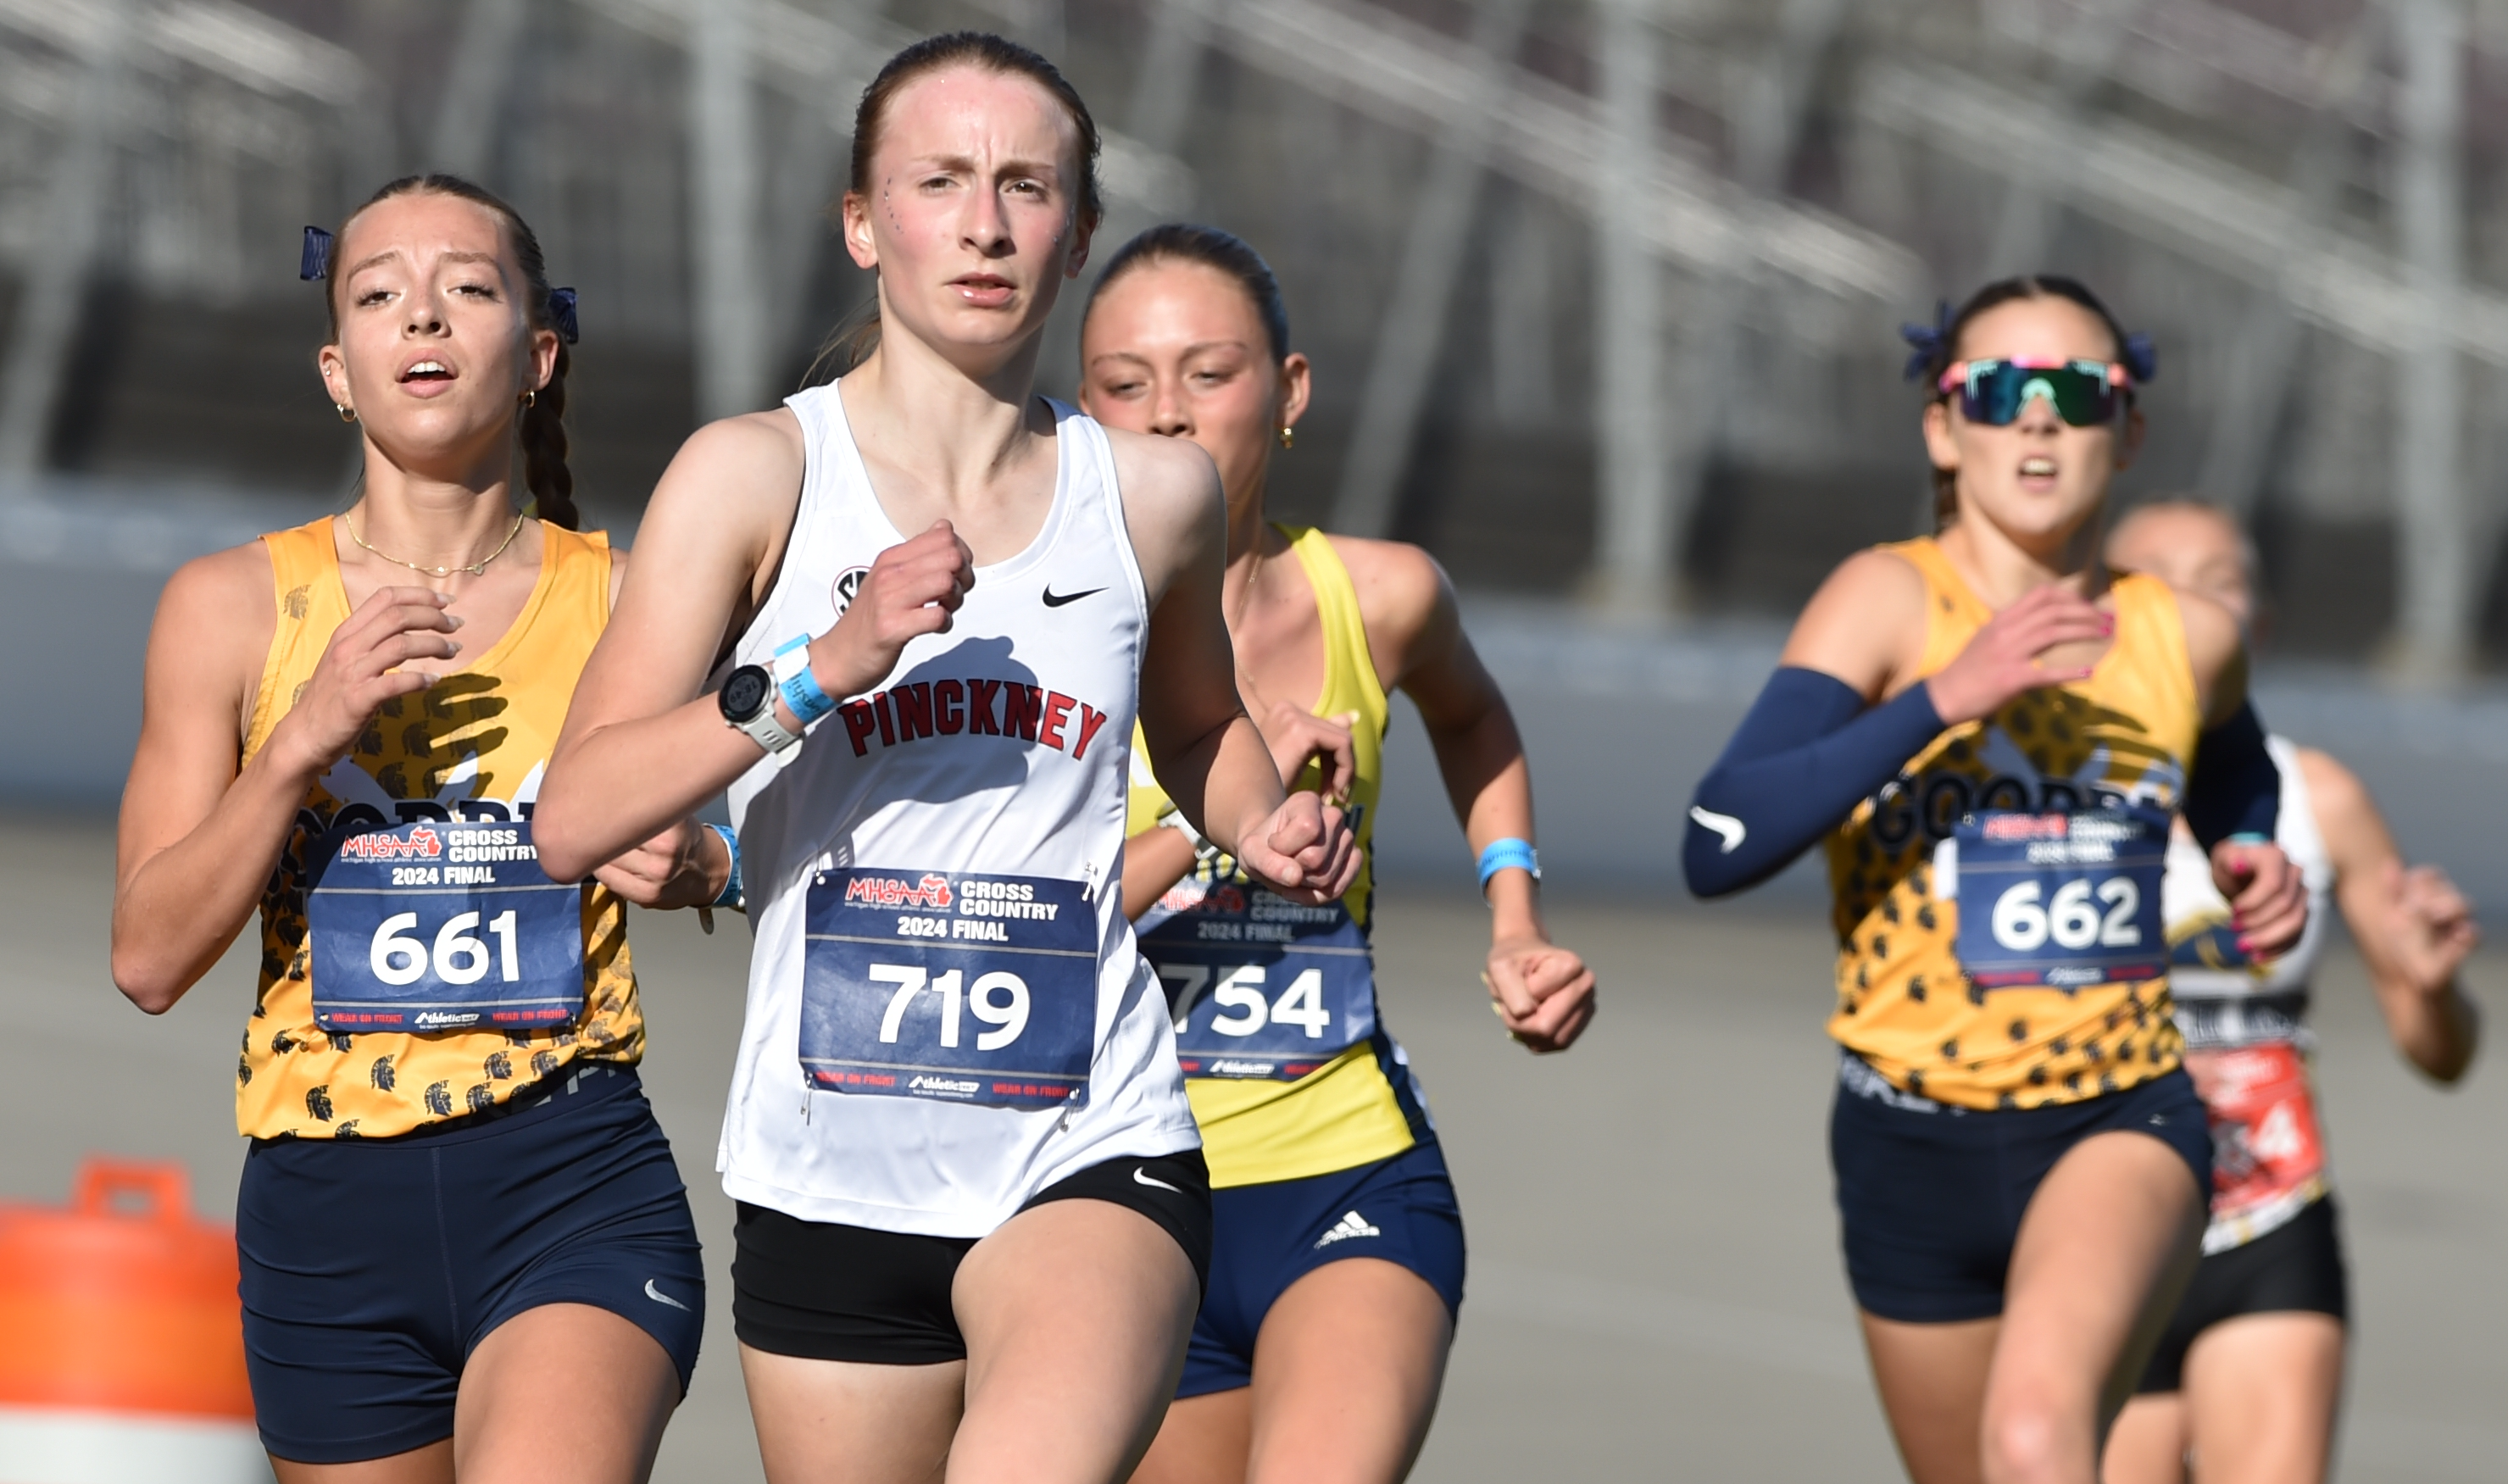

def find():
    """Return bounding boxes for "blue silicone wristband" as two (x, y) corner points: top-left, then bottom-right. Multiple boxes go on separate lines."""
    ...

(1476, 838), (1540, 892)
(709, 823), (743, 909)
(773, 636), (836, 725)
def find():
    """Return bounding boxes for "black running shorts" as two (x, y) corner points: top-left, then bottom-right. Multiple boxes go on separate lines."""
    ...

(731, 1148), (1213, 1365)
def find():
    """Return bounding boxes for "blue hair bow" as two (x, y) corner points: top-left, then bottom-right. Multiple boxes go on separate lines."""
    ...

(299, 225), (333, 281)
(1899, 300), (1952, 382)
(2122, 331), (2157, 384)
(547, 286), (579, 345)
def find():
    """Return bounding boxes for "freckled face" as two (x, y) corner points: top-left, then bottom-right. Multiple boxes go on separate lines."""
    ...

(1079, 260), (1306, 507)
(2108, 507), (2254, 625)
(842, 66), (1092, 366)
(1921, 296), (2143, 550)
(317, 192), (553, 470)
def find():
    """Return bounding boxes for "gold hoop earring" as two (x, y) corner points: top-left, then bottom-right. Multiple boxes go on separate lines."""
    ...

(1277, 426), (1294, 450)
(335, 403), (357, 425)
(521, 389), (537, 409)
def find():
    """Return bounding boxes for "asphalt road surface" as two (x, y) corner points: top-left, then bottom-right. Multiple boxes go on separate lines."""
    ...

(8, 814), (2501, 1481)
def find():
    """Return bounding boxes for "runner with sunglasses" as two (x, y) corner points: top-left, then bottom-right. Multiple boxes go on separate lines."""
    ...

(110, 176), (713, 1480)
(1075, 224), (1596, 1484)
(532, 36), (1356, 1484)
(1683, 275), (2309, 1484)
(2099, 500), (2479, 1484)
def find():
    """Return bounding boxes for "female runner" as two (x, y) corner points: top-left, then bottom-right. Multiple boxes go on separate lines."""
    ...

(1076, 225), (1597, 1484)
(1682, 276), (2310, 1484)
(531, 35), (1356, 1484)
(2101, 500), (2480, 1484)
(111, 176), (719, 1481)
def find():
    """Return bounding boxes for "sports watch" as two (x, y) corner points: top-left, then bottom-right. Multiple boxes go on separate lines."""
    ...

(720, 664), (802, 755)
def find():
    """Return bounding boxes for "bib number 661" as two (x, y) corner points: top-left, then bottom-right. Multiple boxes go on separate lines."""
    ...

(1988, 877), (2142, 953)
(871, 964), (1030, 1050)
(370, 910), (522, 986)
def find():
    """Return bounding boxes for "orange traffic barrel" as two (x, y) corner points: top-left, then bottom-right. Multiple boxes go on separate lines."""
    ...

(0, 1159), (269, 1483)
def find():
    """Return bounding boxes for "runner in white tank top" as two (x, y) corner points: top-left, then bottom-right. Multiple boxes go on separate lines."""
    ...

(533, 33), (1358, 1484)
(2105, 502), (2481, 1484)
(716, 383), (1196, 1232)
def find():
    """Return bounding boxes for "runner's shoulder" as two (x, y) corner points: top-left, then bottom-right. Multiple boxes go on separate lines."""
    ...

(1321, 533), (1449, 670)
(1780, 547), (1930, 693)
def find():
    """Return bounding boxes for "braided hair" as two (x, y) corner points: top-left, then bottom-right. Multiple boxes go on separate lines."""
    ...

(1899, 275), (2149, 534)
(322, 175), (580, 530)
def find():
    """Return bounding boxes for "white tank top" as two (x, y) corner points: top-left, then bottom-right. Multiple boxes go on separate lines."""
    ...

(717, 382), (1199, 1237)
(2160, 734), (2333, 1048)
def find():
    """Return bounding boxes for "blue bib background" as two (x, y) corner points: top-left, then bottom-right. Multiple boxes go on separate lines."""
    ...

(306, 820), (583, 1033)
(800, 868), (1098, 1109)
(1954, 809), (2166, 991)
(1140, 879), (1376, 1081)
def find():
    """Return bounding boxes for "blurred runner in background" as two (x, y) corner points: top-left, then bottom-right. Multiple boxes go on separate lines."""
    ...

(1683, 276), (2309, 1484)
(1078, 224), (1595, 1484)
(2102, 500), (2481, 1484)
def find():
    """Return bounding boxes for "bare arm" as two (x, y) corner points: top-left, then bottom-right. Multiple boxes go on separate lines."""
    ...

(112, 548), (459, 1013)
(2305, 748), (2481, 1083)
(1343, 536), (1593, 1053)
(534, 414), (813, 881)
(1116, 430), (1355, 902)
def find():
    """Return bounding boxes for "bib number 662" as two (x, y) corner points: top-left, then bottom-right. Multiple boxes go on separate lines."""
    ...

(1988, 877), (2142, 953)
(370, 910), (522, 986)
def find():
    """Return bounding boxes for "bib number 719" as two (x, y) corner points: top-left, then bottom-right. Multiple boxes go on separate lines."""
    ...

(870, 964), (1031, 1050)
(370, 910), (523, 986)
(1987, 878), (2143, 953)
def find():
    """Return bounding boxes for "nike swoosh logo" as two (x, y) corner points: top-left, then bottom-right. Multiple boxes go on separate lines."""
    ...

(644, 1278), (691, 1313)
(1132, 1167), (1182, 1193)
(1690, 805), (1746, 853)
(1042, 585), (1105, 608)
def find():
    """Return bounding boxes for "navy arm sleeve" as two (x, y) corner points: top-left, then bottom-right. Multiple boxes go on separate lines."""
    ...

(2181, 698), (2279, 851)
(1683, 667), (1947, 899)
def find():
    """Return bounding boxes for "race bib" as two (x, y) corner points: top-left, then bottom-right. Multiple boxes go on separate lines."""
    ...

(2183, 1042), (2327, 1228)
(1952, 809), (2166, 990)
(800, 868), (1098, 1110)
(307, 821), (583, 1034)
(1140, 876), (1374, 1081)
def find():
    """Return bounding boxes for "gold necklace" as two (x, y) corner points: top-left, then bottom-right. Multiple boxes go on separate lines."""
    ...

(347, 510), (526, 578)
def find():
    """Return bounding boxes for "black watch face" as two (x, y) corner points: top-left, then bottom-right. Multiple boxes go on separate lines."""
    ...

(721, 666), (771, 721)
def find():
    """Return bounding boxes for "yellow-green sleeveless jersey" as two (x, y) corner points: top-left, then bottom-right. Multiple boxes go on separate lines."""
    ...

(1125, 525), (1429, 1187)
(235, 517), (642, 1140)
(1824, 537), (2199, 1111)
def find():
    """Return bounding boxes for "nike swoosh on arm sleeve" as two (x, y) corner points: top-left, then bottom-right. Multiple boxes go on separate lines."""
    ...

(1682, 667), (1945, 898)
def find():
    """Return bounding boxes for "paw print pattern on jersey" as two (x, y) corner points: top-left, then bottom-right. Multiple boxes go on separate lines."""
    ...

(1821, 543), (2201, 1112)
(233, 518), (642, 1141)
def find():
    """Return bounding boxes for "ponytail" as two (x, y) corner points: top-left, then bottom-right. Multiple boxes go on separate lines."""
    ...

(521, 340), (577, 530)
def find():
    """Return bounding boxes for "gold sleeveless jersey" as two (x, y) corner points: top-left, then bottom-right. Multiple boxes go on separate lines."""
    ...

(1126, 525), (1425, 1187)
(1824, 538), (2199, 1110)
(235, 517), (642, 1140)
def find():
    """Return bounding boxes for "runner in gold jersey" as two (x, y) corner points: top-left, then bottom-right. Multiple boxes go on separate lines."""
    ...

(1684, 277), (2308, 1484)
(112, 177), (721, 1479)
(1079, 225), (1596, 1484)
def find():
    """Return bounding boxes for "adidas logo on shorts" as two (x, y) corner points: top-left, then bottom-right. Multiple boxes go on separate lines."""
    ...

(1313, 1210), (1382, 1249)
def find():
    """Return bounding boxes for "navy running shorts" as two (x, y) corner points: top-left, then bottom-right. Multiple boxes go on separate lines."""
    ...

(2136, 1194), (2348, 1394)
(732, 1148), (1213, 1365)
(1830, 1053), (2210, 1324)
(238, 1064), (705, 1465)
(1179, 1139), (1465, 1399)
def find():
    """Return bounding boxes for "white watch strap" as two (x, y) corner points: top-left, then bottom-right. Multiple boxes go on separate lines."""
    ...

(731, 703), (802, 755)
